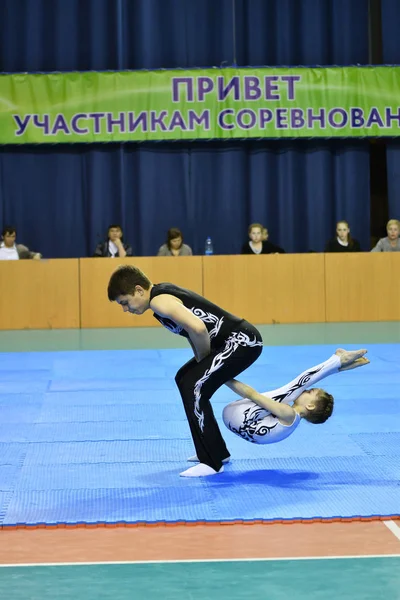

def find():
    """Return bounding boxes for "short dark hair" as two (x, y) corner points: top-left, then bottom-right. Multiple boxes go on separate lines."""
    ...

(167, 227), (183, 249)
(108, 265), (151, 301)
(2, 225), (16, 237)
(108, 224), (123, 239)
(303, 390), (334, 424)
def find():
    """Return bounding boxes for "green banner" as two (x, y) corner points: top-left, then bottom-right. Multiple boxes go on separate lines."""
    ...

(1, 66), (400, 143)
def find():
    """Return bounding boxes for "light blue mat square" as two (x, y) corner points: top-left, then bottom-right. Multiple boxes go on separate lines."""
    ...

(49, 378), (177, 392)
(350, 432), (400, 456)
(0, 443), (28, 466)
(0, 492), (13, 518)
(23, 440), (194, 466)
(0, 425), (33, 443)
(2, 485), (214, 525)
(43, 390), (182, 406)
(0, 465), (23, 491)
(29, 420), (192, 442)
(35, 403), (187, 423)
(16, 461), (191, 491)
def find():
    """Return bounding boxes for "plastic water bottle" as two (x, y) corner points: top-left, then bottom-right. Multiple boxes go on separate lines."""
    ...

(205, 237), (214, 255)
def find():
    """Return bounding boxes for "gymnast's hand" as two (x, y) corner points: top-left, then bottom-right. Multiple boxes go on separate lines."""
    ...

(335, 348), (369, 372)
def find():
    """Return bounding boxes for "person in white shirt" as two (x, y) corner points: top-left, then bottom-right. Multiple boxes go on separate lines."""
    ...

(219, 348), (368, 450)
(0, 226), (41, 260)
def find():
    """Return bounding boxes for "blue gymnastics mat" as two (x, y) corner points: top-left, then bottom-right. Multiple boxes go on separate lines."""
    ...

(0, 344), (399, 526)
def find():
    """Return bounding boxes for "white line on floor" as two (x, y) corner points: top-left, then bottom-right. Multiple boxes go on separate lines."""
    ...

(383, 520), (400, 542)
(0, 554), (399, 568)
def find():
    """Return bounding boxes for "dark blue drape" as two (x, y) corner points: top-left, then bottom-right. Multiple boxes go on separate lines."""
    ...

(381, 0), (400, 220)
(235, 0), (369, 67)
(0, 0), (371, 257)
(385, 140), (400, 220)
(188, 141), (370, 255)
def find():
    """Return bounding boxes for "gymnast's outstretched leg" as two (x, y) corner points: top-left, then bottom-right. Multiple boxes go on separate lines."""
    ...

(222, 348), (369, 445)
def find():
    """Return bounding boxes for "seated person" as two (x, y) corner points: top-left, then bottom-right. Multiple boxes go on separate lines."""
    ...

(0, 226), (41, 260)
(241, 223), (285, 254)
(324, 220), (361, 252)
(371, 219), (400, 252)
(157, 227), (193, 256)
(94, 224), (133, 258)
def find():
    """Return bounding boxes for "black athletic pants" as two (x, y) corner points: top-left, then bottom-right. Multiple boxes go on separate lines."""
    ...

(175, 321), (263, 471)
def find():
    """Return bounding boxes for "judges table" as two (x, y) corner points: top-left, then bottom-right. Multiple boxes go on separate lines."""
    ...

(0, 254), (399, 330)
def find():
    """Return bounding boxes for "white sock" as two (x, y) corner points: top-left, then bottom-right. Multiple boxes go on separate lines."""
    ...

(187, 454), (230, 464)
(180, 463), (224, 477)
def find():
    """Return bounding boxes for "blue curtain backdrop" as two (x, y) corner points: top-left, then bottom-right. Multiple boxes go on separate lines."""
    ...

(0, 0), (370, 257)
(381, 0), (400, 221)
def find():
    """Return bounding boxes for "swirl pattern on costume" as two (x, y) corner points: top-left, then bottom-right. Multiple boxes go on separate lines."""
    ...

(191, 307), (224, 339)
(227, 405), (278, 443)
(226, 331), (264, 348)
(157, 317), (183, 335)
(271, 366), (323, 403)
(193, 330), (263, 432)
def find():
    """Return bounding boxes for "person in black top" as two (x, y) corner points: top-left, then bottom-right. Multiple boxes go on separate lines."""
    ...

(324, 221), (361, 253)
(241, 223), (285, 255)
(107, 265), (265, 477)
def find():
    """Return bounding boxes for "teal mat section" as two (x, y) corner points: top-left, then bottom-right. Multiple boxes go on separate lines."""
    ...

(1, 322), (400, 353)
(0, 344), (399, 525)
(1, 558), (400, 600)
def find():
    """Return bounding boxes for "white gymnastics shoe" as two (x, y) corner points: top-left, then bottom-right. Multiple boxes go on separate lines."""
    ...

(180, 463), (224, 477)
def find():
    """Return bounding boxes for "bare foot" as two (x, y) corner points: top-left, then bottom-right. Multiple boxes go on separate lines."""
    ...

(335, 348), (369, 371)
(339, 357), (370, 371)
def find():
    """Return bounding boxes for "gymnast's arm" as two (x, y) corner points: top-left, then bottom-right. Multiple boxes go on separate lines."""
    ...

(150, 294), (210, 362)
(225, 379), (295, 423)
